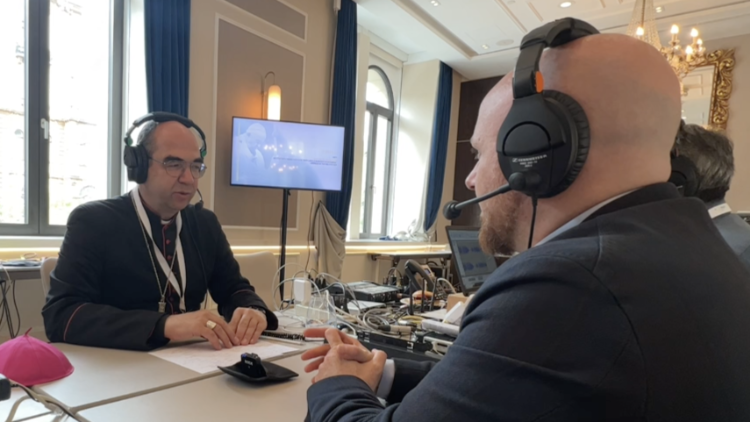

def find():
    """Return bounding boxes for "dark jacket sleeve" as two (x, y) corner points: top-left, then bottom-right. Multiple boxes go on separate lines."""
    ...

(306, 255), (640, 422)
(203, 210), (278, 330)
(387, 360), (436, 403)
(42, 205), (169, 351)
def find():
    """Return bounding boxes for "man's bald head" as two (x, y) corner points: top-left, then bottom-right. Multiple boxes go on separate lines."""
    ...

(137, 120), (203, 156)
(467, 33), (682, 254)
(540, 33), (681, 153)
(482, 34), (681, 154)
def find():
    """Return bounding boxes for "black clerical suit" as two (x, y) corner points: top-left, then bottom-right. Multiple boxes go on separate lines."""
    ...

(307, 184), (750, 421)
(42, 194), (278, 351)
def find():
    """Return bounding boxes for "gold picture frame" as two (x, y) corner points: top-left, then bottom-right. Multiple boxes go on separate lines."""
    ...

(701, 49), (735, 131)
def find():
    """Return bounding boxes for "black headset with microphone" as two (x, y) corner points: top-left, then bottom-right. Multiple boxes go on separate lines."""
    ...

(443, 18), (598, 246)
(123, 111), (207, 210)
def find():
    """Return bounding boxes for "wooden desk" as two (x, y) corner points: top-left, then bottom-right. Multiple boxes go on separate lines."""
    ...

(0, 266), (42, 281)
(78, 354), (313, 422)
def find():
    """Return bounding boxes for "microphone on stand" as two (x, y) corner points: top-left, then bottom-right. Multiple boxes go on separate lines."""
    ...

(442, 184), (511, 220)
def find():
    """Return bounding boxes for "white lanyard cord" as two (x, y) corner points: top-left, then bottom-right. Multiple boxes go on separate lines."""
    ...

(130, 189), (187, 311)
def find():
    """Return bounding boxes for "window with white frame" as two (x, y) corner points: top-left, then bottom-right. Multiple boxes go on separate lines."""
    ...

(0, 0), (127, 236)
(358, 66), (396, 239)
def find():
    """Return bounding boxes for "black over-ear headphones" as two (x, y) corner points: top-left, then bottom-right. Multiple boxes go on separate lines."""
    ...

(497, 18), (598, 199)
(123, 112), (208, 184)
(669, 120), (699, 197)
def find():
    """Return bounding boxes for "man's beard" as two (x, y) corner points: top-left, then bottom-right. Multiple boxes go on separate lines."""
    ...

(478, 191), (524, 256)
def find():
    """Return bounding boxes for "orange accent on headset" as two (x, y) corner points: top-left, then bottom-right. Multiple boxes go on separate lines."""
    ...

(535, 72), (544, 93)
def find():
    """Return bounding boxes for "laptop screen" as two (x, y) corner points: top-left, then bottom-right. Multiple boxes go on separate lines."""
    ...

(446, 227), (498, 294)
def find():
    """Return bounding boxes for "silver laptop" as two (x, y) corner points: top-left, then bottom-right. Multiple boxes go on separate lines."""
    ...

(446, 226), (498, 295)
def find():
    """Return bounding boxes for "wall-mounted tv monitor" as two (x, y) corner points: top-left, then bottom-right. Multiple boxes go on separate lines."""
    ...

(230, 117), (345, 192)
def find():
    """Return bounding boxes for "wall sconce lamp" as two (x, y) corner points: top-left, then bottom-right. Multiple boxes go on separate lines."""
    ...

(262, 72), (281, 121)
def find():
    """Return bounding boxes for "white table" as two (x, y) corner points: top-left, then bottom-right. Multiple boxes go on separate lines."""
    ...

(32, 343), (217, 412)
(78, 354), (313, 422)
(1, 387), (51, 422)
(16, 415), (76, 422)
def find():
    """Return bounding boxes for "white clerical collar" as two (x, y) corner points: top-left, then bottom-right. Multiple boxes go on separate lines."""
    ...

(708, 202), (732, 219)
(138, 191), (176, 226)
(536, 190), (635, 247)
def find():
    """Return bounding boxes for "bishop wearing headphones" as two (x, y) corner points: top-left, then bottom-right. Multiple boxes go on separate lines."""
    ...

(42, 113), (277, 351)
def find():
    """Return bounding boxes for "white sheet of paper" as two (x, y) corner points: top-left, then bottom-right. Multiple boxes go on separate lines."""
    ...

(420, 308), (447, 321)
(149, 340), (298, 374)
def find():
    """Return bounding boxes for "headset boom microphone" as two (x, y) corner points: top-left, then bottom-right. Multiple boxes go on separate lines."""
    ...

(442, 184), (511, 220)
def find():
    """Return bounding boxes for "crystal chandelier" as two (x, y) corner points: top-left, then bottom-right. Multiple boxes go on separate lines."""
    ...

(626, 0), (706, 84)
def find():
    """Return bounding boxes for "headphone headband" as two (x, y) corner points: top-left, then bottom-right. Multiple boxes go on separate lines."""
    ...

(498, 18), (598, 199)
(513, 18), (599, 99)
(124, 112), (207, 157)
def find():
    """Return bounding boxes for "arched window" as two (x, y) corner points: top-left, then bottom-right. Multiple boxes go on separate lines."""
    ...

(359, 66), (395, 238)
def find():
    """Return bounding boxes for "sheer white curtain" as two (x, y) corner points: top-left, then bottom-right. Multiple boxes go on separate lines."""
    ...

(123, 0), (148, 194)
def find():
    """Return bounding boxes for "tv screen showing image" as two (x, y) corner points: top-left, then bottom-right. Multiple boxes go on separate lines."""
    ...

(230, 117), (345, 192)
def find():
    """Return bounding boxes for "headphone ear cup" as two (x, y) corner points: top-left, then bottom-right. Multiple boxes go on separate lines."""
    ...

(542, 90), (590, 195)
(123, 145), (138, 182)
(134, 144), (150, 184)
(124, 144), (149, 184)
(669, 155), (699, 197)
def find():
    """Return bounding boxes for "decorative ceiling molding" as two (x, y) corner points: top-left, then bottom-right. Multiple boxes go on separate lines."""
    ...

(599, 1), (750, 32)
(357, 0), (750, 81)
(393, 0), (476, 58)
(491, 0), (528, 33)
(526, 3), (544, 22)
(368, 32), (410, 62)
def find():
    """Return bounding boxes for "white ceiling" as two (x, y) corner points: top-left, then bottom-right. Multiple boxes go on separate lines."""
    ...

(356, 0), (750, 80)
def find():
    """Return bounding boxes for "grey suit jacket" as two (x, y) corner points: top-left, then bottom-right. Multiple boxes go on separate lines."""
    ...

(710, 201), (750, 272)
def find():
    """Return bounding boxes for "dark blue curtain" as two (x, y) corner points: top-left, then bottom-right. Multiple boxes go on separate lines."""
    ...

(423, 62), (454, 232)
(145, 0), (191, 116)
(325, 0), (357, 230)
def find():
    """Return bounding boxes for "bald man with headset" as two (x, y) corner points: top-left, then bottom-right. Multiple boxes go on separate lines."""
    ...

(301, 19), (750, 421)
(43, 113), (277, 351)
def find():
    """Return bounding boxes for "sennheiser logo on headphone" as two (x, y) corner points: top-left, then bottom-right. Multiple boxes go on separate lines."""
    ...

(512, 154), (547, 163)
(512, 154), (547, 169)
